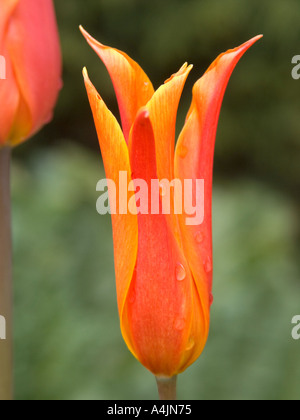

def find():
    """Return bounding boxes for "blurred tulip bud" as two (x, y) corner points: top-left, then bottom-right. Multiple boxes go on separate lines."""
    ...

(0, 0), (62, 147)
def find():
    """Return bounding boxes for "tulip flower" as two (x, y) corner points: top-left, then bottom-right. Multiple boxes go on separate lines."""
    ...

(0, 0), (62, 400)
(81, 27), (262, 398)
(0, 0), (62, 147)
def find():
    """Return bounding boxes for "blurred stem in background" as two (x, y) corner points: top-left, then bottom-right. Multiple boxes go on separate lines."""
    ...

(0, 148), (13, 400)
(156, 376), (177, 400)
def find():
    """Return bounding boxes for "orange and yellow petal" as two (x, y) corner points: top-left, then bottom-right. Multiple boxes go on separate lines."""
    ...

(134, 63), (193, 244)
(83, 68), (139, 354)
(80, 26), (154, 143)
(123, 109), (203, 376)
(144, 63), (193, 183)
(175, 36), (263, 337)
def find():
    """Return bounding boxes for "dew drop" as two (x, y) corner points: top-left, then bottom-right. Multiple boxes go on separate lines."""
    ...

(194, 231), (204, 244)
(175, 263), (186, 281)
(209, 293), (214, 305)
(178, 145), (188, 159)
(204, 257), (212, 273)
(186, 337), (195, 351)
(174, 317), (185, 331)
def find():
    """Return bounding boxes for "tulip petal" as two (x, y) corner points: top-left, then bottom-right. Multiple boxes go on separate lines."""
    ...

(80, 26), (154, 143)
(123, 109), (202, 376)
(0, 52), (19, 147)
(139, 64), (193, 245)
(83, 68), (138, 355)
(175, 36), (263, 335)
(5, 0), (62, 145)
(0, 0), (19, 146)
(0, 0), (19, 45)
(145, 63), (193, 183)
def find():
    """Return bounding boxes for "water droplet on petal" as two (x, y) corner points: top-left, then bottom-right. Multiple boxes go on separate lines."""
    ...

(178, 145), (188, 158)
(204, 257), (212, 273)
(144, 82), (149, 87)
(195, 231), (204, 244)
(186, 337), (195, 351)
(175, 263), (186, 281)
(209, 293), (214, 305)
(174, 317), (185, 331)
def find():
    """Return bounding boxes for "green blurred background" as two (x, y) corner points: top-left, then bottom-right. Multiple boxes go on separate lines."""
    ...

(12, 0), (300, 400)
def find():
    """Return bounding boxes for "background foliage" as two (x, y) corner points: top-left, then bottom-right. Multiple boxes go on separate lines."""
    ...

(12, 0), (300, 400)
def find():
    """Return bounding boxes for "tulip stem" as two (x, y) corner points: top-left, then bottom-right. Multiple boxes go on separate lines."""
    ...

(156, 376), (177, 400)
(0, 147), (13, 401)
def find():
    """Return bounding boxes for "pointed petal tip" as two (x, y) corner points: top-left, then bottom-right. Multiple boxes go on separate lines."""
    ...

(202, 34), (263, 77)
(180, 62), (189, 71)
(79, 25), (89, 40)
(132, 107), (152, 133)
(82, 66), (88, 77)
(137, 107), (150, 119)
(240, 34), (263, 50)
(183, 62), (194, 72)
(82, 67), (103, 103)
(228, 34), (263, 56)
(252, 34), (264, 41)
(82, 67), (92, 85)
(226, 34), (263, 61)
(80, 25), (105, 49)
(164, 62), (193, 84)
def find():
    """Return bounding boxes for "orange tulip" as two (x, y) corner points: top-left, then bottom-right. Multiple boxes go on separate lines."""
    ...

(0, 0), (62, 147)
(81, 27), (262, 377)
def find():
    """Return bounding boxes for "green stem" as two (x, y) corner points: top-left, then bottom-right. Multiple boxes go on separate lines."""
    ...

(0, 147), (13, 401)
(156, 376), (177, 400)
